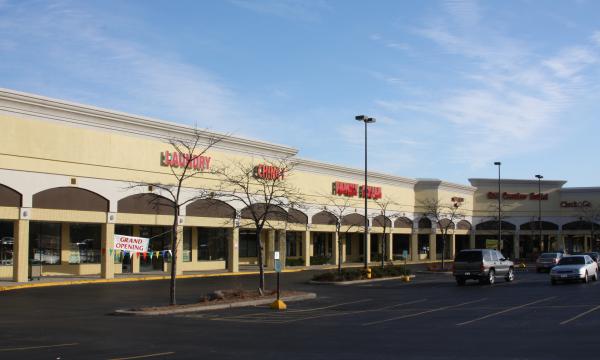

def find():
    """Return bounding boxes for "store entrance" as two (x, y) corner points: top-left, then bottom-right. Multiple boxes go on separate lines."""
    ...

(140, 226), (171, 272)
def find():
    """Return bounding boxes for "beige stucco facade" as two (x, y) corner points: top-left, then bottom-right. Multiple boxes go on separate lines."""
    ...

(0, 88), (597, 282)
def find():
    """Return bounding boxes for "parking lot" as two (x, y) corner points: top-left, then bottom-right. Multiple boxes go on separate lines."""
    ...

(1, 268), (600, 359)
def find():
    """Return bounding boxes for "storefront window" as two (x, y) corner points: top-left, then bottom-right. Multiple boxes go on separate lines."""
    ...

(69, 223), (101, 264)
(139, 226), (170, 271)
(29, 222), (61, 265)
(0, 221), (14, 266)
(286, 232), (301, 257)
(198, 227), (227, 261)
(239, 230), (257, 258)
(114, 225), (133, 264)
(183, 228), (192, 262)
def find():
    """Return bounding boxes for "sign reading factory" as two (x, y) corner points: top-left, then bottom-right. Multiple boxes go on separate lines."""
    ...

(332, 181), (382, 199)
(253, 164), (285, 180)
(487, 192), (548, 201)
(160, 150), (211, 170)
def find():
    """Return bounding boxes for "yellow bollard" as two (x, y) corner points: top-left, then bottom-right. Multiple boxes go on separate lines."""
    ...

(366, 267), (372, 279)
(270, 299), (287, 310)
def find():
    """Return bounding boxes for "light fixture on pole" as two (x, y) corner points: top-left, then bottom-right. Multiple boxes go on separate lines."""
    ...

(355, 115), (375, 269)
(494, 162), (501, 251)
(535, 174), (544, 251)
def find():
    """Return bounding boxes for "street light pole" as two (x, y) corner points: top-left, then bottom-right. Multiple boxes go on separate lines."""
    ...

(356, 115), (375, 269)
(494, 162), (501, 251)
(535, 174), (543, 251)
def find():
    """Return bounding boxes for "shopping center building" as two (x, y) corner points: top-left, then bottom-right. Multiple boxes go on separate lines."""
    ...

(1, 88), (599, 282)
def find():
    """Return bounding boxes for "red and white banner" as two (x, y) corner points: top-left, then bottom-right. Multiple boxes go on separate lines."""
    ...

(113, 235), (149, 253)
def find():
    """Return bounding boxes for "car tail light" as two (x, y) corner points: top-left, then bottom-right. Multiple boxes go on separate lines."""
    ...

(554, 258), (558, 264)
(480, 263), (485, 272)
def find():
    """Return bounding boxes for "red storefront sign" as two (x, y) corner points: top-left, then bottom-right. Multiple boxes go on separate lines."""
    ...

(253, 164), (284, 180)
(487, 192), (548, 201)
(161, 150), (211, 171)
(451, 197), (465, 203)
(332, 181), (382, 199)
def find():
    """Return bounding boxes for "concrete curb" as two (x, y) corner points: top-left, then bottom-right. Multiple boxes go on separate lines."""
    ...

(0, 269), (303, 292)
(113, 292), (317, 316)
(415, 271), (453, 275)
(309, 275), (416, 286)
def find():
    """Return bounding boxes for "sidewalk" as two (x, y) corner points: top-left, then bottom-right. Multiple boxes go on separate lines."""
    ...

(0, 260), (442, 292)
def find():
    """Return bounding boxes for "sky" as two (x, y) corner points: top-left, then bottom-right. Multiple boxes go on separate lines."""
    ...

(1, 0), (600, 187)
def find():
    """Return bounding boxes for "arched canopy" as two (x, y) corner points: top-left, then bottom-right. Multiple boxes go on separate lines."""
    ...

(240, 203), (287, 221)
(438, 219), (455, 229)
(372, 215), (392, 228)
(0, 184), (22, 207)
(418, 217), (432, 229)
(186, 199), (235, 219)
(456, 220), (472, 230)
(288, 208), (308, 224)
(394, 217), (413, 229)
(34, 187), (108, 212)
(312, 211), (337, 225)
(520, 221), (559, 231)
(118, 194), (174, 215)
(476, 220), (516, 231)
(342, 213), (366, 227)
(562, 221), (600, 231)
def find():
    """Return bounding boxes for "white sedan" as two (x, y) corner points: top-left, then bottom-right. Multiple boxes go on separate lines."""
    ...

(550, 255), (599, 285)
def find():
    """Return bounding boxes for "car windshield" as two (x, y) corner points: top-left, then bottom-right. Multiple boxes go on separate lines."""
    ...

(558, 257), (585, 265)
(455, 251), (482, 262)
(540, 253), (557, 258)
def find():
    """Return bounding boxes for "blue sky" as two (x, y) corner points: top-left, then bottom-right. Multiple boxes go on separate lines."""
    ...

(1, 0), (600, 186)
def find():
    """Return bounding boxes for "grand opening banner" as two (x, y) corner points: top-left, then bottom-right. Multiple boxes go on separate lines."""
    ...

(113, 235), (150, 253)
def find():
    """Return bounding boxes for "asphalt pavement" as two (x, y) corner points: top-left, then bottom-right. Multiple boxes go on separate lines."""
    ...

(1, 267), (599, 359)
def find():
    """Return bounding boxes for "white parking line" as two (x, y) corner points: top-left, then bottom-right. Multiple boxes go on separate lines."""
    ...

(0, 342), (78, 352)
(560, 304), (600, 325)
(456, 296), (556, 326)
(362, 298), (487, 326)
(108, 352), (175, 360)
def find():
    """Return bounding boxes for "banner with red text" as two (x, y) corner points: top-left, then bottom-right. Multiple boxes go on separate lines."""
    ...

(113, 235), (149, 253)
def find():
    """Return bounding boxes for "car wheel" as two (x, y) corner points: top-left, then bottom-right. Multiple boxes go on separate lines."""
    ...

(487, 269), (495, 285)
(583, 271), (589, 284)
(456, 277), (466, 286)
(505, 268), (514, 282)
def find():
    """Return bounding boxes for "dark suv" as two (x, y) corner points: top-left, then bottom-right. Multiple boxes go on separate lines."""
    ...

(453, 249), (515, 285)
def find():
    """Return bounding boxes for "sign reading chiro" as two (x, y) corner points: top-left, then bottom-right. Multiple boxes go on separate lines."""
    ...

(253, 164), (284, 180)
(161, 150), (211, 171)
(332, 181), (382, 199)
(113, 235), (149, 253)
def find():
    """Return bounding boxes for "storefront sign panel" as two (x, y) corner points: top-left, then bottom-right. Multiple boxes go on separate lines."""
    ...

(332, 181), (382, 199)
(161, 150), (211, 171)
(487, 192), (548, 201)
(113, 235), (149, 253)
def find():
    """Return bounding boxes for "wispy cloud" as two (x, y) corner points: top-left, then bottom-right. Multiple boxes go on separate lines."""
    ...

(228, 0), (330, 22)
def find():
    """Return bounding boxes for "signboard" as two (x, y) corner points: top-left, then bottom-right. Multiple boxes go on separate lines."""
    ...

(160, 150), (211, 171)
(113, 235), (149, 253)
(254, 164), (284, 180)
(402, 250), (408, 260)
(485, 239), (499, 250)
(487, 192), (548, 201)
(274, 259), (282, 273)
(332, 181), (382, 199)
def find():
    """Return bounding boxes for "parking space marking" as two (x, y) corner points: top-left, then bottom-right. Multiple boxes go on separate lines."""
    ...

(0, 342), (79, 352)
(560, 304), (600, 325)
(456, 296), (556, 326)
(108, 351), (175, 360)
(362, 298), (487, 326)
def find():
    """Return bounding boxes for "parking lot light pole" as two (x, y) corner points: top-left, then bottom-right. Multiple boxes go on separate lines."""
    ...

(535, 174), (543, 251)
(494, 162), (501, 251)
(355, 115), (375, 269)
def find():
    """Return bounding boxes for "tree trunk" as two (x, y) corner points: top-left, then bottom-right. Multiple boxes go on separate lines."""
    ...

(338, 233), (342, 274)
(441, 233), (446, 271)
(255, 229), (265, 293)
(169, 211), (179, 305)
(381, 231), (385, 268)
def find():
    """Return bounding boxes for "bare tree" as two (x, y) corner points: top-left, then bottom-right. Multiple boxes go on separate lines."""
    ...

(420, 199), (465, 270)
(131, 128), (225, 305)
(212, 157), (304, 294)
(373, 196), (397, 268)
(320, 195), (363, 274)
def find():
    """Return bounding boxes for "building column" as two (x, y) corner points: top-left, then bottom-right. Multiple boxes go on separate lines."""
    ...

(265, 229), (275, 269)
(429, 232), (437, 261)
(386, 232), (393, 261)
(332, 231), (340, 266)
(278, 230), (286, 270)
(132, 225), (140, 273)
(469, 231), (476, 249)
(228, 227), (239, 273)
(365, 231), (371, 264)
(513, 230), (520, 259)
(12, 219), (29, 282)
(340, 234), (346, 263)
(303, 229), (310, 267)
(101, 223), (115, 279)
(449, 233), (456, 259)
(410, 232), (418, 262)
